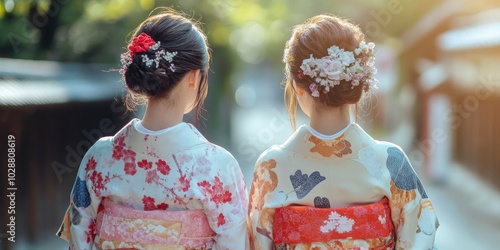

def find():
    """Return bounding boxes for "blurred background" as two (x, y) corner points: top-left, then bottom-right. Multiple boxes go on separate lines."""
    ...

(1, 0), (500, 249)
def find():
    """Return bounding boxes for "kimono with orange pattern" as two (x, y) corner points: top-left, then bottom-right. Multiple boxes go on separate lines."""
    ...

(248, 123), (439, 250)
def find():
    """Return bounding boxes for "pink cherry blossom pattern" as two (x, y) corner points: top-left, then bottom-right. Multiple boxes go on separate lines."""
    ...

(156, 159), (171, 175)
(123, 149), (137, 175)
(137, 159), (153, 170)
(178, 176), (191, 192)
(112, 135), (126, 160)
(197, 180), (210, 189)
(217, 213), (226, 227)
(197, 176), (233, 205)
(124, 162), (137, 176)
(112, 145), (124, 160)
(145, 170), (159, 184)
(90, 171), (105, 192)
(142, 196), (156, 211)
(123, 149), (136, 163)
(213, 191), (232, 204)
(85, 156), (97, 171)
(156, 203), (169, 210)
(212, 176), (224, 193)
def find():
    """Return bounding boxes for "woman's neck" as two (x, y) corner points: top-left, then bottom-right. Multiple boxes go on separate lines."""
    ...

(309, 105), (351, 135)
(141, 100), (184, 131)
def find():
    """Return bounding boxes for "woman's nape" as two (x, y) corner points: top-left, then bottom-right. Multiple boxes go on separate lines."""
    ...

(141, 69), (202, 131)
(294, 80), (352, 135)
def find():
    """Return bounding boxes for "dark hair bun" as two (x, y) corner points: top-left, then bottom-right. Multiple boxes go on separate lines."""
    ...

(125, 59), (169, 97)
(121, 9), (210, 112)
(126, 63), (162, 97)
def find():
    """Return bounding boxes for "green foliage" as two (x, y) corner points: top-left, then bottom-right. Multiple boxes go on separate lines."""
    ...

(0, 0), (439, 64)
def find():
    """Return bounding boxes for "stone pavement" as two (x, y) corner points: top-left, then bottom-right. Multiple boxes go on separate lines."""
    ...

(428, 164), (500, 249)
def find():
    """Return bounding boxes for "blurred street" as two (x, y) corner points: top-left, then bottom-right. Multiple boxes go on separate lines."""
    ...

(428, 166), (500, 249)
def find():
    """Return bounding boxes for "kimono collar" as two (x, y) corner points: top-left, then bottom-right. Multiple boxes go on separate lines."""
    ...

(282, 123), (375, 159)
(113, 119), (209, 156)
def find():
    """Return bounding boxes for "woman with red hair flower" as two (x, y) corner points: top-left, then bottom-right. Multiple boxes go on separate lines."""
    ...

(57, 9), (249, 250)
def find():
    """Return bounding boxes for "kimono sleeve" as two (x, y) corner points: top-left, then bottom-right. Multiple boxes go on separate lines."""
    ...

(248, 151), (279, 250)
(201, 148), (249, 250)
(385, 146), (439, 249)
(57, 147), (102, 250)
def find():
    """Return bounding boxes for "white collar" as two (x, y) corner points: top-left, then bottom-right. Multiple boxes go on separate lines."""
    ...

(113, 119), (208, 155)
(306, 123), (353, 140)
(133, 119), (186, 136)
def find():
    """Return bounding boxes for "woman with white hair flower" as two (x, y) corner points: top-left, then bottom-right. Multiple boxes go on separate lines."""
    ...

(248, 14), (439, 250)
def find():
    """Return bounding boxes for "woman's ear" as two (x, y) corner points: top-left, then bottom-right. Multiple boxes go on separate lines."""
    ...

(187, 70), (201, 90)
(293, 81), (305, 96)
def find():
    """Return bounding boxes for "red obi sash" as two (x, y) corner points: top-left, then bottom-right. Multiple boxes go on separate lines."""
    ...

(95, 198), (215, 249)
(273, 198), (394, 247)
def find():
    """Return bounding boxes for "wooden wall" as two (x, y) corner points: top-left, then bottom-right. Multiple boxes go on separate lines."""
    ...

(0, 100), (132, 249)
(453, 92), (500, 191)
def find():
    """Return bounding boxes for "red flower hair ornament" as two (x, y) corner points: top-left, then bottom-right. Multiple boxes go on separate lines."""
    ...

(119, 33), (177, 76)
(128, 33), (157, 57)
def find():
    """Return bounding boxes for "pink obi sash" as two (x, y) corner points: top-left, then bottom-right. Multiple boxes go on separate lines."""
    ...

(273, 198), (394, 248)
(95, 198), (215, 249)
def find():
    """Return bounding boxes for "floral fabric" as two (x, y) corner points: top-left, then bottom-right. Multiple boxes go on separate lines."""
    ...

(94, 198), (215, 249)
(273, 198), (393, 245)
(248, 123), (439, 250)
(57, 119), (249, 250)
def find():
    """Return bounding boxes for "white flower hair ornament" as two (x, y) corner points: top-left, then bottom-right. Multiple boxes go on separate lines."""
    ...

(119, 33), (178, 77)
(298, 41), (378, 98)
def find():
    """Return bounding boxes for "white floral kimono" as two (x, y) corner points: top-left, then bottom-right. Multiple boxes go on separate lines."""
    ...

(58, 119), (249, 250)
(248, 123), (439, 250)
